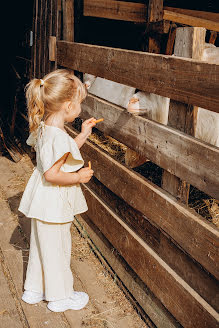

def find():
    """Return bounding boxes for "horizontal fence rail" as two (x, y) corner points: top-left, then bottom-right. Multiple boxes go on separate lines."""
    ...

(66, 126), (219, 280)
(57, 41), (219, 113)
(79, 94), (219, 200)
(82, 184), (219, 328)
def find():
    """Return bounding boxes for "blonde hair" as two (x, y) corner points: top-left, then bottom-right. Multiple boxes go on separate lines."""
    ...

(25, 69), (87, 133)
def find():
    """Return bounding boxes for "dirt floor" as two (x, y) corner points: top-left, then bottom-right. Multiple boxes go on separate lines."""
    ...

(0, 153), (149, 328)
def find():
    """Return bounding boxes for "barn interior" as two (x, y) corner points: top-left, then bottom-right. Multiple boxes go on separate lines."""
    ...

(0, 1), (218, 327)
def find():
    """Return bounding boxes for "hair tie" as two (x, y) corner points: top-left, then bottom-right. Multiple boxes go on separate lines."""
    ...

(40, 79), (44, 86)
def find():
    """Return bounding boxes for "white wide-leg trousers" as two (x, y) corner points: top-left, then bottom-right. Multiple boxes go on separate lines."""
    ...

(24, 218), (74, 301)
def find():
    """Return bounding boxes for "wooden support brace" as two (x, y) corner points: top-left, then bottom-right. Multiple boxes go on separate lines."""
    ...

(148, 0), (163, 23)
(162, 27), (206, 204)
(49, 36), (56, 61)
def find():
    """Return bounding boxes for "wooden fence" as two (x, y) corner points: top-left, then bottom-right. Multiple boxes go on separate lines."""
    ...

(21, 1), (219, 327)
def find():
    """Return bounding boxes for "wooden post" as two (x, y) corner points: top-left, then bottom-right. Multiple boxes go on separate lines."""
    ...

(62, 0), (74, 42)
(161, 27), (206, 204)
(148, 0), (163, 23)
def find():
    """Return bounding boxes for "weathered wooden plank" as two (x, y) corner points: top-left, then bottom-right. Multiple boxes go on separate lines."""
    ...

(83, 1), (219, 32)
(57, 41), (219, 113)
(81, 184), (219, 328)
(45, 0), (52, 74)
(148, 0), (163, 22)
(76, 214), (180, 328)
(62, 0), (74, 42)
(162, 27), (206, 203)
(35, 0), (41, 78)
(30, 0), (37, 78)
(163, 9), (219, 33)
(67, 126), (219, 280)
(78, 94), (219, 199)
(84, 0), (147, 23)
(86, 176), (219, 311)
(49, 36), (56, 61)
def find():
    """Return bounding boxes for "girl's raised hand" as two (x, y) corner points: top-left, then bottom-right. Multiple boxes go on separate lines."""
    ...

(81, 118), (96, 138)
(77, 167), (94, 183)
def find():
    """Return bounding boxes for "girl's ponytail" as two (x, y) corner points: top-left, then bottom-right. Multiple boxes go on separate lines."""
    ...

(25, 79), (45, 133)
(25, 69), (86, 134)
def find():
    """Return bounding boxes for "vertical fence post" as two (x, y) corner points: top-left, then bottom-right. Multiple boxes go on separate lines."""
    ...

(161, 27), (206, 204)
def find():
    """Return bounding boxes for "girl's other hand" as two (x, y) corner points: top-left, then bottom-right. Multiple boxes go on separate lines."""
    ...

(78, 167), (94, 183)
(81, 118), (96, 139)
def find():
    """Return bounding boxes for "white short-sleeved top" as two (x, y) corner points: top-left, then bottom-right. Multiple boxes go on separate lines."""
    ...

(18, 121), (88, 223)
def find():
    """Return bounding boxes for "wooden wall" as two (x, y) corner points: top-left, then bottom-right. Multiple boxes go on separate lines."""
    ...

(26, 1), (219, 327)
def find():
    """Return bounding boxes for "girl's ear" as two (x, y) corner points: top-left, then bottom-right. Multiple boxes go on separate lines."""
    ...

(66, 101), (72, 113)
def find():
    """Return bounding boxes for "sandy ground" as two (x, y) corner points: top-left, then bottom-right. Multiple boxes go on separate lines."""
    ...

(0, 152), (149, 328)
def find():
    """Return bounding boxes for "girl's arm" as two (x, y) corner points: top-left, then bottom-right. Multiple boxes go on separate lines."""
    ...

(44, 152), (93, 185)
(74, 118), (96, 149)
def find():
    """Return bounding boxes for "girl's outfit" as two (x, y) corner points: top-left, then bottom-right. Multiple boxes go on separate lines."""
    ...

(18, 121), (88, 302)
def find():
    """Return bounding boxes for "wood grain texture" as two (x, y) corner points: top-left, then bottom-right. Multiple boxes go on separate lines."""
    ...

(49, 36), (56, 61)
(79, 94), (219, 199)
(81, 184), (219, 328)
(83, 1), (219, 31)
(86, 176), (219, 312)
(77, 214), (180, 328)
(62, 0), (74, 42)
(84, 0), (147, 23)
(148, 0), (163, 22)
(162, 27), (206, 203)
(163, 9), (219, 33)
(57, 41), (219, 113)
(66, 126), (219, 280)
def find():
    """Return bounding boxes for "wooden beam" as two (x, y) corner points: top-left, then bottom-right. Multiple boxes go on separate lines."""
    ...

(66, 126), (219, 279)
(87, 177), (219, 312)
(84, 0), (147, 23)
(57, 41), (219, 113)
(76, 214), (179, 328)
(81, 184), (219, 328)
(77, 94), (219, 199)
(49, 36), (56, 61)
(62, 0), (74, 42)
(148, 0), (163, 22)
(163, 9), (219, 33)
(83, 1), (219, 32)
(164, 7), (219, 26)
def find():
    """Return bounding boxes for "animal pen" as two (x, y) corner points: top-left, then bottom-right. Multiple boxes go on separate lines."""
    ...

(1, 0), (219, 327)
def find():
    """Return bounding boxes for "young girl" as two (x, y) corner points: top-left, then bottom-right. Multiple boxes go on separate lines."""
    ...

(18, 69), (96, 312)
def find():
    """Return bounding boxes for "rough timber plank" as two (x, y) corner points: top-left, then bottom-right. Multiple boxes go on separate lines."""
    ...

(66, 126), (219, 280)
(83, 1), (219, 32)
(0, 262), (23, 328)
(81, 184), (219, 328)
(163, 8), (219, 33)
(57, 41), (219, 113)
(162, 27), (206, 203)
(87, 177), (219, 312)
(148, 0), (163, 22)
(62, 0), (74, 42)
(75, 214), (180, 328)
(78, 95), (219, 200)
(84, 0), (147, 23)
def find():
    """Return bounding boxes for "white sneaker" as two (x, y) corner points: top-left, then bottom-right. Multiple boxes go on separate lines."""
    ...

(22, 290), (45, 304)
(47, 292), (89, 312)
